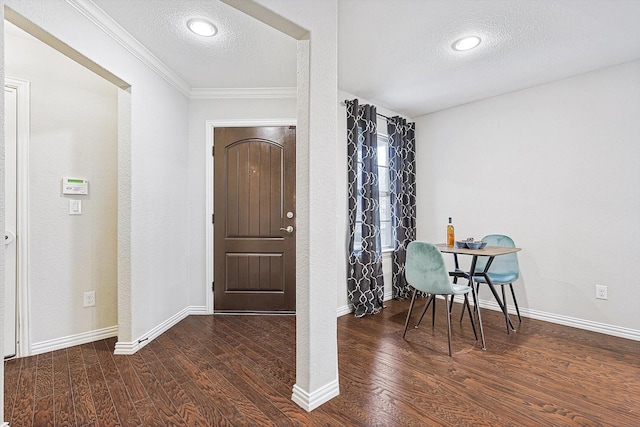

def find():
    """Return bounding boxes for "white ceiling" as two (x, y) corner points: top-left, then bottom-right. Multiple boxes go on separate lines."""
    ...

(91, 0), (640, 117)
(91, 0), (297, 89)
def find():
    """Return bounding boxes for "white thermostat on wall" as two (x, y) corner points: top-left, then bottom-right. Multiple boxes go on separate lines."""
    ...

(62, 177), (89, 195)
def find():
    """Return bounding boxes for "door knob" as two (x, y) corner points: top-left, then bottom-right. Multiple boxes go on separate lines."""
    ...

(279, 226), (294, 233)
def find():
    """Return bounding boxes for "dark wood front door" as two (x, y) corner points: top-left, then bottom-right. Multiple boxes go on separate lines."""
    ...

(214, 126), (296, 312)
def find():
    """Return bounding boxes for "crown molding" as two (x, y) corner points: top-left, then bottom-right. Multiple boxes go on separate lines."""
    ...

(65, 0), (191, 97)
(190, 87), (297, 99)
(64, 1), (296, 101)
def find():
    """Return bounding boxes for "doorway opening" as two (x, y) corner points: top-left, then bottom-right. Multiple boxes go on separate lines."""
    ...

(3, 10), (132, 357)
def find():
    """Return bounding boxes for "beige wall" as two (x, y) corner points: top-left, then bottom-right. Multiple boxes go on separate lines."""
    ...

(5, 22), (118, 348)
(4, 0), (192, 353)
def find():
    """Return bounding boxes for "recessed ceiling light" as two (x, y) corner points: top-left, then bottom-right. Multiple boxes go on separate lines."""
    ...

(187, 18), (217, 37)
(452, 36), (481, 51)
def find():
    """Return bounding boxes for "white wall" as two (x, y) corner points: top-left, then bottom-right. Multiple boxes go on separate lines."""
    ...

(252, 0), (340, 409)
(415, 60), (640, 335)
(186, 97), (296, 306)
(5, 22), (118, 346)
(3, 0), (192, 348)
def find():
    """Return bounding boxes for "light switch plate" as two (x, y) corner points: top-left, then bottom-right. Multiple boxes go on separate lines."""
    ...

(69, 199), (82, 215)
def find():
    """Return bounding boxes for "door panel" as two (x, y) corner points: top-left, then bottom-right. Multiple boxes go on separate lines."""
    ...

(214, 127), (295, 312)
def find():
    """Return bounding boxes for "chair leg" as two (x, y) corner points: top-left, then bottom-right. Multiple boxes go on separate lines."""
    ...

(456, 274), (471, 323)
(470, 282), (486, 350)
(459, 299), (467, 323)
(445, 295), (452, 356)
(509, 283), (522, 322)
(432, 296), (437, 327)
(463, 294), (478, 340)
(449, 274), (457, 313)
(469, 284), (478, 319)
(402, 288), (417, 338)
(415, 294), (434, 328)
(501, 285), (510, 334)
(459, 283), (473, 323)
(464, 295), (475, 329)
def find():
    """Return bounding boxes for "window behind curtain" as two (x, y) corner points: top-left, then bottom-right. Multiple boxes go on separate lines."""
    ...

(355, 131), (392, 250)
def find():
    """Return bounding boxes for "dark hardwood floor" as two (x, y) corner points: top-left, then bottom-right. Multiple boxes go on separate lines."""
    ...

(4, 298), (640, 426)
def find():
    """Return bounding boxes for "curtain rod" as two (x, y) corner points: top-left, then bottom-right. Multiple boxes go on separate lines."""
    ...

(340, 100), (392, 121)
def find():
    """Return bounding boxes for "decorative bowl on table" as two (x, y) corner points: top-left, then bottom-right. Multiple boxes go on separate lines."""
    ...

(466, 241), (483, 249)
(455, 240), (467, 248)
(478, 241), (487, 249)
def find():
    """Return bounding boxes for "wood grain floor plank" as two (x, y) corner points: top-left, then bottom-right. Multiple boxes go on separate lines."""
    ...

(130, 347), (189, 426)
(34, 352), (53, 401)
(54, 391), (76, 427)
(5, 298), (639, 427)
(3, 357), (22, 421)
(111, 352), (149, 404)
(179, 379), (234, 427)
(52, 349), (77, 426)
(147, 334), (191, 385)
(202, 366), (277, 427)
(32, 394), (54, 427)
(197, 343), (296, 427)
(80, 342), (99, 366)
(143, 344), (212, 427)
(93, 340), (144, 427)
(84, 345), (122, 426)
(188, 316), (350, 427)
(206, 317), (295, 383)
(132, 397), (165, 427)
(10, 353), (37, 427)
(164, 327), (276, 426)
(67, 345), (98, 426)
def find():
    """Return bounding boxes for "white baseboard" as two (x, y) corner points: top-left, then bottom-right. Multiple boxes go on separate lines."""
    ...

(336, 304), (353, 317)
(337, 288), (394, 317)
(30, 325), (118, 356)
(187, 305), (209, 315)
(291, 379), (340, 412)
(114, 305), (206, 355)
(338, 295), (639, 341)
(477, 299), (640, 341)
(25, 305), (215, 357)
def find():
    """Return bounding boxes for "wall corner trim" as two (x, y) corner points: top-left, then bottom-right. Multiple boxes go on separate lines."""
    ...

(291, 379), (340, 412)
(113, 305), (206, 355)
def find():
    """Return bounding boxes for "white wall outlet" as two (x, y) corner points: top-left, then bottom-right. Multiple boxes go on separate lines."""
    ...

(83, 291), (95, 307)
(595, 285), (608, 300)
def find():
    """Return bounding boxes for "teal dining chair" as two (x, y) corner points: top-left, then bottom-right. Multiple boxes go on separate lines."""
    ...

(473, 234), (521, 332)
(403, 241), (478, 356)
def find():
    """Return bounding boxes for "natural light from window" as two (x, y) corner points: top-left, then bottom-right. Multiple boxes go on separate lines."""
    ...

(354, 131), (392, 251)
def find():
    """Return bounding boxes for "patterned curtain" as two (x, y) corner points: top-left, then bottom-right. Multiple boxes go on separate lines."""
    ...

(388, 117), (417, 299)
(346, 99), (384, 317)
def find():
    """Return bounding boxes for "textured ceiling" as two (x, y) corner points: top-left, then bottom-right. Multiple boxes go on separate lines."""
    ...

(339, 0), (640, 116)
(91, 0), (297, 89)
(90, 0), (640, 117)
